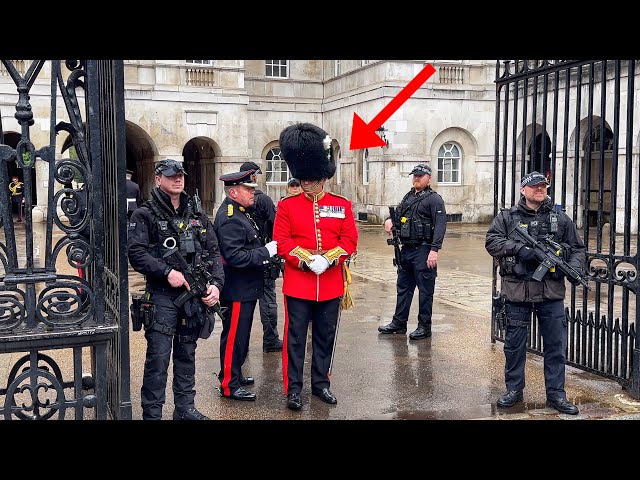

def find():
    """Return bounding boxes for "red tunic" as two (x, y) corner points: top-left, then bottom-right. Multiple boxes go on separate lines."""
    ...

(273, 190), (358, 301)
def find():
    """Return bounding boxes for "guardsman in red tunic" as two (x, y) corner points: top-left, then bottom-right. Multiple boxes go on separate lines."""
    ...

(273, 122), (358, 410)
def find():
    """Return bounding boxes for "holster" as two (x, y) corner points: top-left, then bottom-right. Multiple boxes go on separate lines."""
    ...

(130, 292), (155, 332)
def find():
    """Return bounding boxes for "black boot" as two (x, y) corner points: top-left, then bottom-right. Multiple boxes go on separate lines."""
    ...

(378, 322), (407, 334)
(496, 390), (523, 408)
(409, 324), (431, 340)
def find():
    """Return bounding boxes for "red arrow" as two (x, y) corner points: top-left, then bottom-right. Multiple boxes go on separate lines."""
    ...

(349, 63), (437, 150)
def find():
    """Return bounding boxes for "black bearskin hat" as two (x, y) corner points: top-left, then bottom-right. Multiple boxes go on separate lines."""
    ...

(279, 123), (336, 181)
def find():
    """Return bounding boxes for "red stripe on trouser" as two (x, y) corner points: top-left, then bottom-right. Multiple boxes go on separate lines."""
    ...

(220, 301), (241, 396)
(282, 296), (290, 395)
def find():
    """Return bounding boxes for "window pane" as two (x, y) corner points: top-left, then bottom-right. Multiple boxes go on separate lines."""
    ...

(437, 142), (461, 184)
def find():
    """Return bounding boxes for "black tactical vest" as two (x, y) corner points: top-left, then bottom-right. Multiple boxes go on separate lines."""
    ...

(396, 189), (434, 243)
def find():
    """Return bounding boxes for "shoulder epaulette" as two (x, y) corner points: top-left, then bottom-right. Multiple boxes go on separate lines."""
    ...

(327, 191), (349, 201)
(280, 193), (300, 201)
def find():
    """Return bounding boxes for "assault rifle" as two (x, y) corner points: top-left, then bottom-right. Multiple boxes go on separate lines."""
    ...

(162, 238), (227, 321)
(512, 224), (591, 290)
(387, 206), (403, 271)
(193, 188), (202, 215)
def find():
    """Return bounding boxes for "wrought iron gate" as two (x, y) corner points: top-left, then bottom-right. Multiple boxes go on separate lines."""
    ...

(0, 60), (131, 419)
(492, 60), (640, 397)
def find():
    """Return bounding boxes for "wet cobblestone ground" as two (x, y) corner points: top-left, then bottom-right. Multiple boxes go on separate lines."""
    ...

(3, 221), (640, 421)
(128, 222), (640, 421)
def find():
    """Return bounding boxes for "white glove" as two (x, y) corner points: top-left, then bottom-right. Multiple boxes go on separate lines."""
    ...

(265, 240), (278, 257)
(309, 254), (330, 275)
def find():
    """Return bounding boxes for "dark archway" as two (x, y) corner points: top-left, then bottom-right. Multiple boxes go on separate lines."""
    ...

(182, 137), (217, 215)
(527, 131), (552, 182)
(124, 122), (156, 203)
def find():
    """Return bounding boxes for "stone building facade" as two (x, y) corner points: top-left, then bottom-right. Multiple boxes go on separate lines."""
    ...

(2, 60), (638, 231)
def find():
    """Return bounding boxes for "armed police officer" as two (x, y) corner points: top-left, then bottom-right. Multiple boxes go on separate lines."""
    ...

(485, 171), (586, 415)
(239, 161), (283, 353)
(213, 169), (279, 401)
(378, 163), (447, 340)
(128, 159), (224, 420)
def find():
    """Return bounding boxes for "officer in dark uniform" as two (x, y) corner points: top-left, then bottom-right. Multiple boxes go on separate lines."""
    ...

(213, 169), (278, 401)
(126, 169), (142, 219)
(128, 159), (224, 420)
(378, 163), (447, 340)
(239, 161), (283, 353)
(485, 171), (586, 415)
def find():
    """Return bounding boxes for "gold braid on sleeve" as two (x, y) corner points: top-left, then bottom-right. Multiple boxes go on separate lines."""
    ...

(322, 246), (348, 267)
(290, 246), (314, 269)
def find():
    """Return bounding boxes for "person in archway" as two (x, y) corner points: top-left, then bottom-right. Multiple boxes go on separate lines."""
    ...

(9, 175), (24, 222)
(126, 169), (142, 220)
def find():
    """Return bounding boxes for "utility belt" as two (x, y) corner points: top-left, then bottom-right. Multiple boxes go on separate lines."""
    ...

(146, 322), (197, 342)
(399, 239), (429, 247)
(130, 291), (198, 342)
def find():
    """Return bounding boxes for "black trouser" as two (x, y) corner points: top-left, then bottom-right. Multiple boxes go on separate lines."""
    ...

(391, 244), (437, 329)
(283, 295), (341, 395)
(218, 299), (256, 395)
(503, 299), (567, 401)
(140, 293), (199, 420)
(259, 274), (279, 345)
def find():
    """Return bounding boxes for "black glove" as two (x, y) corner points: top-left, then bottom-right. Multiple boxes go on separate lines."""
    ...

(567, 274), (582, 286)
(517, 246), (538, 262)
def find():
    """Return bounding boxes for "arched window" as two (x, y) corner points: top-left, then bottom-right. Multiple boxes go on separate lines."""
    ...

(265, 146), (290, 184)
(437, 142), (461, 184)
(363, 148), (369, 185)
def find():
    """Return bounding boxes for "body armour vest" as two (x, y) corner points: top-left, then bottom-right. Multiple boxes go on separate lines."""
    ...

(396, 189), (434, 243)
(145, 193), (209, 271)
(500, 204), (564, 278)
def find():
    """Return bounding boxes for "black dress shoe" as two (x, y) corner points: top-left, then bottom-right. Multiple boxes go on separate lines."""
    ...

(287, 392), (303, 410)
(239, 375), (255, 386)
(378, 322), (407, 334)
(263, 338), (283, 352)
(409, 325), (432, 340)
(546, 397), (579, 415)
(219, 387), (257, 401)
(312, 387), (337, 405)
(496, 390), (523, 408)
(173, 407), (210, 420)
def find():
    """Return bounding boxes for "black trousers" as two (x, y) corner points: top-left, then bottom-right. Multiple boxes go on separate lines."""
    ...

(392, 244), (437, 329)
(140, 293), (199, 420)
(283, 295), (341, 395)
(503, 299), (568, 400)
(259, 275), (279, 345)
(218, 298), (256, 395)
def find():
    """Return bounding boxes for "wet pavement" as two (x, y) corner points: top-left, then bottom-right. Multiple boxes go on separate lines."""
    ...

(129, 222), (640, 420)
(4, 220), (640, 420)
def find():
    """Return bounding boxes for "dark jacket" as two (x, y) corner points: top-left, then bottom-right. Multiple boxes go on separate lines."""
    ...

(396, 187), (447, 251)
(127, 187), (224, 294)
(485, 196), (586, 302)
(213, 196), (271, 302)
(126, 179), (142, 214)
(245, 188), (276, 243)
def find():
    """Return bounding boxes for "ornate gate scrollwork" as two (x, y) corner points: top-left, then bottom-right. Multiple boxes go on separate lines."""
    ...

(0, 60), (131, 419)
